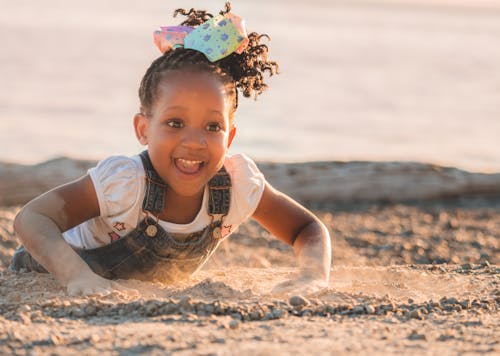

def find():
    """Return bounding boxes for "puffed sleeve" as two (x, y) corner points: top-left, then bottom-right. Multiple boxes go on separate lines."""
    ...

(224, 153), (266, 226)
(87, 156), (142, 218)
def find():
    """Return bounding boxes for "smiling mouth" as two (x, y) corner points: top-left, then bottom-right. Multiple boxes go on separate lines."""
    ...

(174, 158), (205, 175)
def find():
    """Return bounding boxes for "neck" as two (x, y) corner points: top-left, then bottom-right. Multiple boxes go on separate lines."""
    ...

(158, 188), (204, 224)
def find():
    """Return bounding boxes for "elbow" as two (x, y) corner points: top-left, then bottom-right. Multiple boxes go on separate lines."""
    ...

(315, 219), (332, 252)
(13, 206), (38, 246)
(315, 218), (329, 235)
(292, 217), (330, 247)
(13, 207), (27, 243)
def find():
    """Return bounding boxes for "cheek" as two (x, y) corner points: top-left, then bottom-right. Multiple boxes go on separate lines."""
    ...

(207, 132), (229, 150)
(150, 126), (174, 142)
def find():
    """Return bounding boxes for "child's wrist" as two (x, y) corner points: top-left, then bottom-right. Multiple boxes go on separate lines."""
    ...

(60, 263), (96, 286)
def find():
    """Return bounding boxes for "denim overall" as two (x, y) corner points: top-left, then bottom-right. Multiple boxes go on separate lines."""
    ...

(10, 151), (231, 282)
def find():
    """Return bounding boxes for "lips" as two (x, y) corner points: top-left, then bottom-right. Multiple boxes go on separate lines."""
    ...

(174, 158), (205, 175)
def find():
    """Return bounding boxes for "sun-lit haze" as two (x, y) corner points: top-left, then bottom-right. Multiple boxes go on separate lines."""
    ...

(1, 0), (499, 172)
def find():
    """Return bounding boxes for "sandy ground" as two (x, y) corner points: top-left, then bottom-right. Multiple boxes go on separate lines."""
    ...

(1, 197), (499, 355)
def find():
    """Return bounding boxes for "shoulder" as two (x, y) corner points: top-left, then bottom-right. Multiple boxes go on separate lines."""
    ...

(88, 155), (145, 217)
(224, 153), (264, 182)
(89, 155), (144, 179)
(223, 153), (266, 224)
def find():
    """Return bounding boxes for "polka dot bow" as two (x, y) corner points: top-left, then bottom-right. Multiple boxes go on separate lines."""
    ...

(153, 13), (249, 62)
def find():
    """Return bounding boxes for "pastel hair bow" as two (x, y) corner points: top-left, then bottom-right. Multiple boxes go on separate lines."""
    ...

(153, 12), (249, 62)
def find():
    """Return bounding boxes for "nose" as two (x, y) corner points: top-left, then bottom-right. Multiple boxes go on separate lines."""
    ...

(180, 127), (207, 149)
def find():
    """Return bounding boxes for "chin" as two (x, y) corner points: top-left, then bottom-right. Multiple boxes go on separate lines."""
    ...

(172, 183), (206, 197)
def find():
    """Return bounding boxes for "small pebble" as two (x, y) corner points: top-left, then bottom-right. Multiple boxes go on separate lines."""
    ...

(230, 313), (242, 320)
(71, 307), (85, 318)
(204, 304), (215, 314)
(408, 330), (427, 341)
(300, 308), (313, 317)
(161, 303), (179, 314)
(145, 302), (158, 315)
(250, 310), (262, 320)
(289, 295), (309, 307)
(18, 304), (31, 313)
(50, 334), (63, 346)
(382, 303), (395, 312)
(353, 305), (364, 314)
(437, 333), (454, 342)
(229, 319), (240, 330)
(84, 305), (97, 316)
(264, 312), (274, 320)
(460, 299), (471, 309)
(272, 308), (285, 319)
(461, 263), (472, 270)
(364, 305), (376, 314)
(409, 309), (421, 319)
(178, 296), (192, 309)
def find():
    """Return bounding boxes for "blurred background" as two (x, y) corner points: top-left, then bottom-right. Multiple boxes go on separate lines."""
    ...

(0, 0), (499, 172)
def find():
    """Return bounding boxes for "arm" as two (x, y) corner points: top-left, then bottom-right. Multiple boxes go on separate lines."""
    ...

(252, 182), (332, 284)
(13, 175), (132, 295)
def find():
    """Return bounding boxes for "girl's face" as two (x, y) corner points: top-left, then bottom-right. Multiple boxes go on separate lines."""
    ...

(134, 70), (236, 198)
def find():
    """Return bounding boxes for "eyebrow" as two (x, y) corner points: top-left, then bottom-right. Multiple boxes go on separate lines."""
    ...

(164, 106), (224, 117)
(208, 109), (224, 117)
(164, 105), (187, 111)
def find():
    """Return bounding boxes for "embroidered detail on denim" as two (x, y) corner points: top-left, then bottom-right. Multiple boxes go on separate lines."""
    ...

(113, 222), (126, 231)
(221, 224), (233, 237)
(108, 231), (121, 242)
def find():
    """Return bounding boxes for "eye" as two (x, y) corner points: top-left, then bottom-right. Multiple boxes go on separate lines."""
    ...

(206, 122), (223, 132)
(166, 119), (183, 129)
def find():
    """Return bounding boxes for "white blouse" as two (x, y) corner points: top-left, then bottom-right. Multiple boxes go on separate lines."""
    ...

(63, 153), (266, 249)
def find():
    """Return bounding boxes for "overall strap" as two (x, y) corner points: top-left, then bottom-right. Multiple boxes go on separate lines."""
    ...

(208, 166), (231, 216)
(139, 150), (167, 214)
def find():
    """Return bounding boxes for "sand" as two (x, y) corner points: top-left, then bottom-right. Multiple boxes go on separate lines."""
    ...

(1, 197), (499, 355)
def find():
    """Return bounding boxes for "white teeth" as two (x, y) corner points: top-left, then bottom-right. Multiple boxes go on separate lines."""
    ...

(175, 158), (204, 174)
(177, 158), (203, 166)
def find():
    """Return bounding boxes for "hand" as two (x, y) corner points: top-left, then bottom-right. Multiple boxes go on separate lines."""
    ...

(67, 270), (138, 297)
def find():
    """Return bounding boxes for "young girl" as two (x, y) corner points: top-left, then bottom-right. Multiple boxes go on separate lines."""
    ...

(11, 3), (331, 296)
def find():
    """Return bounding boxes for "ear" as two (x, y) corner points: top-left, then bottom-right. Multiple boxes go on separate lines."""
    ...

(227, 125), (237, 148)
(133, 113), (149, 145)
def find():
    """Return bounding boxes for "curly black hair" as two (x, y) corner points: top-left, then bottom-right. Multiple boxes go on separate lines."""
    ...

(138, 2), (279, 119)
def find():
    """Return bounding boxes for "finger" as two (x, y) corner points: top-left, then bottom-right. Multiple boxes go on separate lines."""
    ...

(88, 286), (112, 297)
